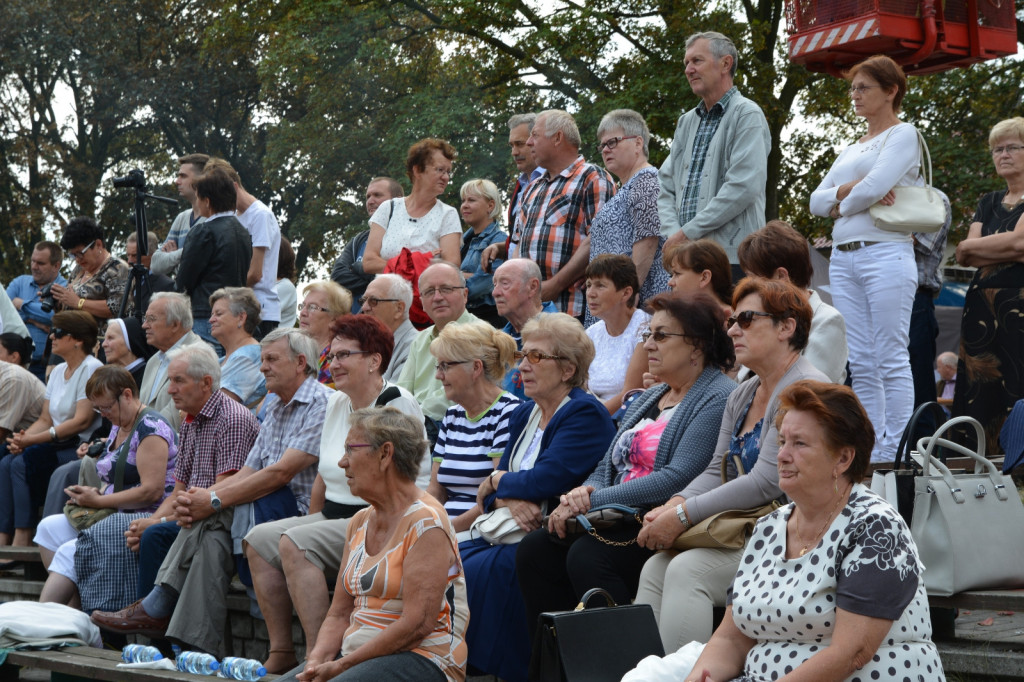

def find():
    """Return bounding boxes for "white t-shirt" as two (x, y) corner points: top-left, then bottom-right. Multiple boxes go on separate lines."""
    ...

(45, 355), (103, 441)
(369, 198), (462, 261)
(237, 199), (282, 322)
(809, 122), (922, 245)
(275, 278), (297, 329)
(318, 381), (430, 506)
(586, 308), (649, 401)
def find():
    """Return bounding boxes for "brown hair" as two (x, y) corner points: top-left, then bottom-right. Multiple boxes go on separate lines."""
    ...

(585, 254), (640, 308)
(662, 239), (733, 305)
(845, 55), (907, 113)
(776, 380), (873, 483)
(646, 291), (735, 371)
(731, 278), (812, 352)
(52, 311), (99, 355)
(178, 153), (210, 175)
(86, 365), (139, 400)
(738, 220), (813, 289)
(405, 139), (456, 183)
(193, 168), (237, 213)
(203, 157), (243, 187)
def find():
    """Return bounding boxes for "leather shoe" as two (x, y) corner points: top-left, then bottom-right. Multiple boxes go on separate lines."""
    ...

(90, 599), (170, 638)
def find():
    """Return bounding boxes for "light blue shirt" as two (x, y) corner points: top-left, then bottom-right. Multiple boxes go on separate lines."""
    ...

(6, 274), (68, 361)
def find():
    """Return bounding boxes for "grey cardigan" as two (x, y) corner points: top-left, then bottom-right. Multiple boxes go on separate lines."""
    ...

(657, 90), (771, 263)
(585, 366), (736, 509)
(680, 355), (828, 523)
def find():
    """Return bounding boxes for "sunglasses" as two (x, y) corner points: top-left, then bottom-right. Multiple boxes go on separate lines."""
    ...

(641, 329), (691, 344)
(52, 328), (70, 339)
(727, 310), (775, 329)
(514, 350), (565, 364)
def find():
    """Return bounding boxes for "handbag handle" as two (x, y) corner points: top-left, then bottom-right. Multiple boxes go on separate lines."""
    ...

(895, 401), (949, 470)
(574, 587), (617, 611)
(916, 416), (1009, 503)
(573, 504), (643, 547)
(875, 125), (934, 191)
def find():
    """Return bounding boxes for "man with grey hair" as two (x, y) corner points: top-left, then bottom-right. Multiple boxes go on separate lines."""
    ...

(331, 177), (405, 312)
(360, 273), (417, 381)
(397, 262), (480, 433)
(92, 328), (332, 658)
(936, 351), (958, 402)
(123, 343), (260, 604)
(139, 292), (203, 430)
(506, 114), (545, 227)
(492, 258), (558, 399)
(658, 31), (771, 277)
(487, 109), (615, 318)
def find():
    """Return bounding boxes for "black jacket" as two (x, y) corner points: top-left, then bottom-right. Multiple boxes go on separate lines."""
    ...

(175, 215), (252, 316)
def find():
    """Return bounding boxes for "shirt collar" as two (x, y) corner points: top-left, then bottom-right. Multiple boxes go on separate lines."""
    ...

(696, 86), (737, 118)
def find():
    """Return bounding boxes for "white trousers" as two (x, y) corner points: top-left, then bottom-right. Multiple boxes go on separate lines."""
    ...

(633, 546), (743, 653)
(829, 241), (916, 461)
(34, 513), (79, 582)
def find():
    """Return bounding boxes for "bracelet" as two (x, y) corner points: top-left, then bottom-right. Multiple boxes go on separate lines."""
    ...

(161, 516), (167, 524)
(49, 426), (58, 442)
(77, 298), (85, 310)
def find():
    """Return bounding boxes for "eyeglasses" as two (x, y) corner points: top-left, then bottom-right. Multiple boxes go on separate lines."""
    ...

(727, 310), (775, 329)
(597, 135), (640, 152)
(434, 167), (453, 178)
(298, 302), (332, 314)
(420, 285), (465, 299)
(343, 443), (374, 456)
(51, 328), (69, 339)
(992, 144), (1024, 156)
(514, 350), (565, 364)
(92, 399), (118, 415)
(358, 296), (399, 307)
(69, 242), (95, 260)
(847, 84), (880, 96)
(641, 329), (692, 344)
(435, 360), (470, 374)
(143, 315), (162, 324)
(326, 350), (369, 362)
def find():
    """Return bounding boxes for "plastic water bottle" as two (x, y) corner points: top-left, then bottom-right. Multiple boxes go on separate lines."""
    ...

(121, 644), (163, 663)
(219, 656), (267, 681)
(176, 650), (220, 675)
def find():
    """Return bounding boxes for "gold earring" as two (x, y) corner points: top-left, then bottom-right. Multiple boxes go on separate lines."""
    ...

(832, 470), (839, 494)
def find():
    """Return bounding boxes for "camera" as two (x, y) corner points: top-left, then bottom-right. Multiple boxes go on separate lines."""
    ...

(86, 439), (106, 457)
(112, 169), (147, 190)
(38, 283), (56, 313)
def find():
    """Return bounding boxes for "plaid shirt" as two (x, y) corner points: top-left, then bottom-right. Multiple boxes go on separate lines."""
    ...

(512, 156), (615, 315)
(680, 87), (737, 226)
(174, 390), (259, 489)
(243, 375), (332, 512)
(913, 189), (952, 292)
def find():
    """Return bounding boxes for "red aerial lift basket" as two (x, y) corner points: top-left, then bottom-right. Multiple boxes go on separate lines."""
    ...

(786, 0), (1018, 75)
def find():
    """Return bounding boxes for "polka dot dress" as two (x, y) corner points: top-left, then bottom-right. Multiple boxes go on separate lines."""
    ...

(727, 484), (945, 681)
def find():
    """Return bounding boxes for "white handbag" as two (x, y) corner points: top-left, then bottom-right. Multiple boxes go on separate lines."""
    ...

(868, 127), (947, 234)
(910, 416), (1024, 596)
(469, 507), (528, 545)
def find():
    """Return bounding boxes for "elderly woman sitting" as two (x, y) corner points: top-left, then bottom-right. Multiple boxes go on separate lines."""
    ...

(517, 291), (736, 646)
(209, 287), (267, 411)
(459, 313), (616, 682)
(428, 320), (520, 538)
(684, 381), (943, 681)
(279, 407), (467, 682)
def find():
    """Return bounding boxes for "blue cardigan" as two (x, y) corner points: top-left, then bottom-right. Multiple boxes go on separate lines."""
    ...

(485, 387), (615, 510)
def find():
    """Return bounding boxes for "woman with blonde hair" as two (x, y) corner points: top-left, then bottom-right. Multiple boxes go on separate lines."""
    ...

(298, 281), (353, 388)
(458, 179), (508, 326)
(428, 320), (520, 537)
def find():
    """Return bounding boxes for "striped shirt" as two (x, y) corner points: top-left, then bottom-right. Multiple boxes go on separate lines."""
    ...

(433, 392), (520, 516)
(512, 156), (616, 315)
(243, 376), (332, 513)
(680, 87), (737, 226)
(341, 492), (468, 682)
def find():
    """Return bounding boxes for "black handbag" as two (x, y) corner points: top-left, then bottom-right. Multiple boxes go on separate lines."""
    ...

(560, 503), (644, 546)
(528, 587), (664, 682)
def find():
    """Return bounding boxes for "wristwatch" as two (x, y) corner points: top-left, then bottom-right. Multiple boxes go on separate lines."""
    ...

(675, 503), (691, 531)
(209, 491), (222, 512)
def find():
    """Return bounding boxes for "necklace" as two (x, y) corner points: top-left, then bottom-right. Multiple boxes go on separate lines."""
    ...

(794, 484), (849, 556)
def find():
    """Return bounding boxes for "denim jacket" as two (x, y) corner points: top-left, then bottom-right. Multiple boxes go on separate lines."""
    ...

(460, 221), (508, 308)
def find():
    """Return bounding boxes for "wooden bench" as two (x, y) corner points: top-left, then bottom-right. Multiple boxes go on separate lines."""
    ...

(0, 646), (280, 682)
(0, 547), (46, 581)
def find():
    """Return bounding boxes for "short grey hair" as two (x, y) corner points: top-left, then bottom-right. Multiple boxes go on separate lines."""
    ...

(151, 292), (193, 330)
(507, 113), (537, 132)
(373, 274), (413, 314)
(261, 328), (320, 378)
(417, 261), (466, 290)
(349, 406), (427, 483)
(166, 343), (222, 392)
(209, 287), (262, 335)
(686, 31), (738, 77)
(937, 351), (959, 369)
(538, 110), (581, 149)
(597, 109), (651, 157)
(460, 179), (504, 223)
(501, 258), (542, 288)
(126, 230), (160, 250)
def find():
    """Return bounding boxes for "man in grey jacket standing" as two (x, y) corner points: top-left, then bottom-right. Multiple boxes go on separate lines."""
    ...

(658, 31), (771, 279)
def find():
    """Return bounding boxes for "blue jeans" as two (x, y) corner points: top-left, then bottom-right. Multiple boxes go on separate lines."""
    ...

(138, 520), (182, 598)
(190, 318), (224, 358)
(0, 441), (77, 533)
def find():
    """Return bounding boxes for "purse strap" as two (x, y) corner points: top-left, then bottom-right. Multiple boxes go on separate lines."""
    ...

(572, 503), (644, 547)
(916, 416), (1009, 503)
(875, 125), (933, 188)
(574, 587), (616, 611)
(110, 407), (159, 493)
(894, 401), (949, 471)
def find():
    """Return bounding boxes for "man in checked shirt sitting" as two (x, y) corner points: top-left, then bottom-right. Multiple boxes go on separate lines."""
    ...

(92, 329), (332, 658)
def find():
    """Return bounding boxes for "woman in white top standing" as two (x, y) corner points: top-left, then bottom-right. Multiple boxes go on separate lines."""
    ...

(809, 55), (921, 462)
(362, 138), (463, 273)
